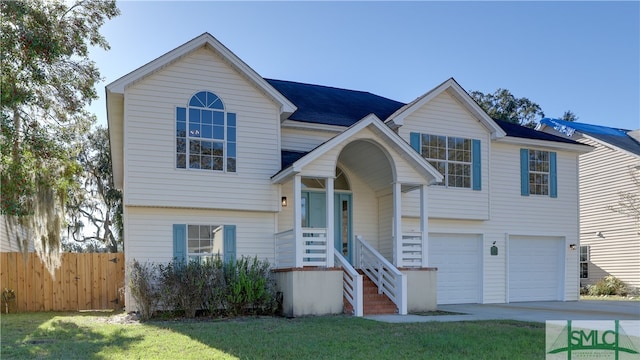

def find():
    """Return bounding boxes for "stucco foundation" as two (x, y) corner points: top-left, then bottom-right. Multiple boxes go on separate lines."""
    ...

(401, 268), (438, 312)
(273, 268), (343, 317)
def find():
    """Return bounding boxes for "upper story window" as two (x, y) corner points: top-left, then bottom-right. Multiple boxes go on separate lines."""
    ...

(176, 91), (236, 172)
(410, 132), (481, 190)
(520, 148), (557, 197)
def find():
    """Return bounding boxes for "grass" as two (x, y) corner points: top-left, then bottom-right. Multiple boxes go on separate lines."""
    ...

(580, 295), (640, 301)
(1, 311), (545, 360)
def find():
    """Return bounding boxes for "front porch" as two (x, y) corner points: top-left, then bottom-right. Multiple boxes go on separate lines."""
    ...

(274, 225), (437, 317)
(271, 118), (443, 317)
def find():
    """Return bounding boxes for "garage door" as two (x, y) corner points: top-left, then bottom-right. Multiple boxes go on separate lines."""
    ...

(509, 236), (564, 302)
(428, 234), (481, 304)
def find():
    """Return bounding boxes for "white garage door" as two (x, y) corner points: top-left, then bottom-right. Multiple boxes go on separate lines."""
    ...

(509, 236), (564, 302)
(428, 234), (481, 304)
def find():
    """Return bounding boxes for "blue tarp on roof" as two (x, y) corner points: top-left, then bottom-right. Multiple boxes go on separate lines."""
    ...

(266, 79), (405, 127)
(540, 118), (640, 156)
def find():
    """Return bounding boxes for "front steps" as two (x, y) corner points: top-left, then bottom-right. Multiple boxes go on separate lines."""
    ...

(344, 271), (397, 315)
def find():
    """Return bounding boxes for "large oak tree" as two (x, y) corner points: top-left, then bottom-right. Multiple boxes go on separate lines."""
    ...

(1, 0), (119, 271)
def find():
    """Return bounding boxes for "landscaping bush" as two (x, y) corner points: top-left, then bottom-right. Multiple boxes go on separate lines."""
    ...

(223, 256), (278, 316)
(159, 260), (211, 318)
(587, 275), (628, 296)
(127, 260), (161, 321)
(143, 256), (277, 319)
(200, 257), (227, 315)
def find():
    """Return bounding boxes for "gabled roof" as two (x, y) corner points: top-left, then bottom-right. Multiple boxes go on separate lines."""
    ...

(539, 118), (640, 156)
(272, 114), (444, 184)
(106, 33), (296, 114)
(385, 78), (507, 139)
(106, 33), (298, 189)
(266, 79), (404, 127)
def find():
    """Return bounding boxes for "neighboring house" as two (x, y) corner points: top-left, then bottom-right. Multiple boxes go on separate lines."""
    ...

(1, 216), (34, 253)
(538, 118), (640, 290)
(107, 33), (591, 317)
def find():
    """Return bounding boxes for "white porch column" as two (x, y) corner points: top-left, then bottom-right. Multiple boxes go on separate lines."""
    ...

(325, 177), (334, 267)
(392, 182), (402, 267)
(293, 175), (303, 267)
(420, 184), (429, 268)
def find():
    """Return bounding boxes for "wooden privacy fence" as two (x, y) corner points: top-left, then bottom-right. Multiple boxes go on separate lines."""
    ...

(0, 252), (125, 312)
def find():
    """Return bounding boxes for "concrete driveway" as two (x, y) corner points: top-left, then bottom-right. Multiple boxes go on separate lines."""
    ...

(367, 301), (640, 323)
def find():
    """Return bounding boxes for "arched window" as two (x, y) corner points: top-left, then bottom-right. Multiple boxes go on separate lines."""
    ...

(176, 91), (236, 172)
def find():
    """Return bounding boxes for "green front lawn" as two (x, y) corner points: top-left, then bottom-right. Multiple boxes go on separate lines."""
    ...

(1, 312), (544, 359)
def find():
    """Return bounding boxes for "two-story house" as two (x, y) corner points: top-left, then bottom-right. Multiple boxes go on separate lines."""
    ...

(538, 118), (640, 291)
(107, 33), (591, 317)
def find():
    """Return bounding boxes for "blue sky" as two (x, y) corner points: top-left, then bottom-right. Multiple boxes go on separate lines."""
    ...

(90, 1), (640, 130)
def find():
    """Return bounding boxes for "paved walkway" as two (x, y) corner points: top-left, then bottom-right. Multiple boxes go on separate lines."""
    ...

(366, 301), (640, 323)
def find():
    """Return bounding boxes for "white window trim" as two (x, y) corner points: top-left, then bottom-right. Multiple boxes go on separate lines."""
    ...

(422, 134), (473, 189)
(187, 224), (224, 262)
(579, 245), (589, 279)
(528, 149), (550, 196)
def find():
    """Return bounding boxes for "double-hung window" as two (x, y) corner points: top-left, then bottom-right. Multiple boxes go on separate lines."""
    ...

(520, 148), (557, 197)
(173, 224), (236, 264)
(176, 91), (236, 172)
(579, 245), (589, 279)
(410, 132), (481, 190)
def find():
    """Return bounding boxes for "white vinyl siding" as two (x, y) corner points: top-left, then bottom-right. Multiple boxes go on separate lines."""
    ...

(0, 216), (34, 252)
(300, 127), (428, 186)
(124, 206), (275, 310)
(281, 127), (335, 152)
(399, 91), (490, 220)
(125, 207), (275, 264)
(123, 47), (281, 212)
(378, 194), (393, 260)
(576, 137), (640, 289)
(400, 141), (581, 304)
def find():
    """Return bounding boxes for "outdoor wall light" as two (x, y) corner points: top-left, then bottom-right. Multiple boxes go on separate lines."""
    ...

(569, 244), (577, 250)
(596, 231), (605, 238)
(281, 197), (287, 207)
(490, 241), (498, 256)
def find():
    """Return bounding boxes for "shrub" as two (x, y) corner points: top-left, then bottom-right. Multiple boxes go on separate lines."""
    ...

(127, 260), (161, 321)
(130, 256), (277, 319)
(587, 275), (628, 296)
(201, 258), (226, 315)
(223, 256), (278, 316)
(159, 260), (211, 318)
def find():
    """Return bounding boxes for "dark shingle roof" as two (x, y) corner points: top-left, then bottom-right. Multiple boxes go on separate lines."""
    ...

(281, 150), (308, 169)
(494, 119), (580, 144)
(540, 118), (640, 156)
(266, 79), (405, 127)
(266, 78), (584, 146)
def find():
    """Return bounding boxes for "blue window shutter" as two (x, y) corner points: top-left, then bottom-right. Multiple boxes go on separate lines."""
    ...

(550, 152), (557, 198)
(472, 139), (481, 191)
(520, 149), (529, 196)
(173, 224), (187, 262)
(410, 132), (421, 153)
(223, 225), (237, 263)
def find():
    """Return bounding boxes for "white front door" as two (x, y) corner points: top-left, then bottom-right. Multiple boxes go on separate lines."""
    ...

(428, 234), (482, 304)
